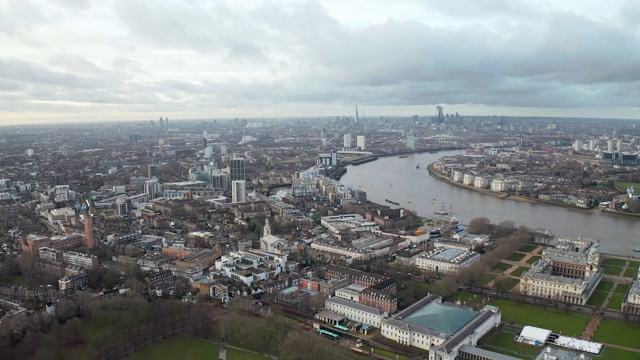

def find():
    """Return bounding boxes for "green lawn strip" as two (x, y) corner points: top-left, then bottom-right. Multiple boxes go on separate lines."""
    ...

(623, 268), (637, 278)
(507, 253), (527, 262)
(596, 281), (615, 292)
(371, 347), (410, 360)
(615, 283), (630, 294)
(519, 245), (538, 253)
(478, 273), (496, 286)
(509, 266), (530, 278)
(628, 260), (640, 269)
(598, 346), (640, 360)
(586, 291), (608, 307)
(606, 293), (625, 310)
(601, 258), (628, 267)
(496, 278), (520, 291)
(487, 299), (590, 336)
(126, 335), (267, 360)
(479, 329), (539, 359)
(593, 318), (640, 348)
(615, 181), (640, 192)
(526, 255), (542, 265)
(602, 265), (624, 276)
(495, 262), (513, 272)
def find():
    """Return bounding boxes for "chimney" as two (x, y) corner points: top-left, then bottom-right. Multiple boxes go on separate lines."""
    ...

(84, 213), (95, 249)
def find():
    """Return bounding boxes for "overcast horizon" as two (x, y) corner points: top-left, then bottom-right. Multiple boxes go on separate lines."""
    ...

(2, 0), (640, 125)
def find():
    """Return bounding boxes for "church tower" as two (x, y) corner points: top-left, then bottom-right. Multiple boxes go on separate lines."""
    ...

(264, 217), (271, 237)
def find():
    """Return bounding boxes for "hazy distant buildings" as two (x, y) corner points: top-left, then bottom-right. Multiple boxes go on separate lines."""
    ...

(148, 164), (157, 178)
(344, 133), (352, 148)
(406, 135), (416, 150)
(357, 135), (366, 150)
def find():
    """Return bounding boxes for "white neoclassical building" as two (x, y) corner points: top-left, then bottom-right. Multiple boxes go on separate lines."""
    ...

(414, 247), (480, 274)
(381, 295), (503, 360)
(622, 267), (640, 315)
(520, 237), (603, 305)
(324, 297), (387, 328)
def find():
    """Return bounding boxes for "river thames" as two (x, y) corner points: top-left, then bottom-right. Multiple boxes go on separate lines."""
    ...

(339, 151), (640, 256)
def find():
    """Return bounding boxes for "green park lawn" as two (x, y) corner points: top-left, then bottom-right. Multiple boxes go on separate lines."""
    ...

(602, 265), (624, 276)
(526, 255), (542, 265)
(628, 260), (640, 269)
(614, 181), (640, 192)
(585, 291), (608, 307)
(495, 262), (513, 272)
(478, 273), (497, 286)
(509, 266), (530, 278)
(496, 278), (520, 291)
(507, 253), (527, 262)
(623, 267), (637, 278)
(606, 293), (625, 310)
(593, 319), (640, 349)
(487, 299), (590, 336)
(450, 291), (481, 306)
(596, 281), (615, 292)
(598, 346), (640, 360)
(519, 244), (538, 253)
(615, 283), (630, 294)
(602, 258), (628, 267)
(125, 335), (267, 360)
(480, 329), (539, 359)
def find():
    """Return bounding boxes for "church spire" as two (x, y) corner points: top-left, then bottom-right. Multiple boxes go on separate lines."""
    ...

(264, 217), (271, 236)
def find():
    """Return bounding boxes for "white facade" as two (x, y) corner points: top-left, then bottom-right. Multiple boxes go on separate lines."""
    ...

(520, 237), (602, 305)
(491, 178), (507, 192)
(414, 248), (480, 274)
(343, 133), (352, 148)
(356, 135), (366, 150)
(232, 180), (246, 203)
(462, 174), (475, 185)
(325, 297), (387, 328)
(452, 171), (464, 182)
(321, 214), (380, 234)
(473, 176), (489, 188)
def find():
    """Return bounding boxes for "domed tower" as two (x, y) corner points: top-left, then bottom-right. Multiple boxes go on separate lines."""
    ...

(586, 244), (600, 277)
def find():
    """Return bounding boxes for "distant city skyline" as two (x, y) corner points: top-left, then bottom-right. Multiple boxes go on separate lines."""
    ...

(2, 0), (640, 125)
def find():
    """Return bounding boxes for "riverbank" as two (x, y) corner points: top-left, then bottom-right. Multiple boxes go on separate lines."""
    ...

(427, 163), (596, 211)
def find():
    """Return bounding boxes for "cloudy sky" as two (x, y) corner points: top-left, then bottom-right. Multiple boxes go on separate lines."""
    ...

(2, 0), (640, 125)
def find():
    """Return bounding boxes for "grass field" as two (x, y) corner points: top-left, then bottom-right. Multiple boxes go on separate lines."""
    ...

(593, 319), (640, 348)
(585, 290), (608, 307)
(509, 266), (530, 277)
(487, 299), (590, 336)
(602, 258), (628, 267)
(495, 262), (513, 272)
(599, 346), (640, 360)
(606, 293), (625, 310)
(479, 329), (538, 359)
(596, 281), (615, 292)
(125, 336), (267, 360)
(602, 265), (624, 276)
(526, 255), (542, 265)
(496, 278), (520, 291)
(507, 253), (527, 262)
(478, 273), (496, 286)
(629, 260), (640, 269)
(623, 268), (637, 278)
(519, 244), (538, 253)
(614, 181), (640, 192)
(615, 283), (630, 294)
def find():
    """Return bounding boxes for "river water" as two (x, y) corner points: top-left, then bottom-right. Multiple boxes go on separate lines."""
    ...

(339, 151), (640, 256)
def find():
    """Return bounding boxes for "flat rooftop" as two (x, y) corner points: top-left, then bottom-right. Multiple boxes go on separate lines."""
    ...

(401, 300), (478, 335)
